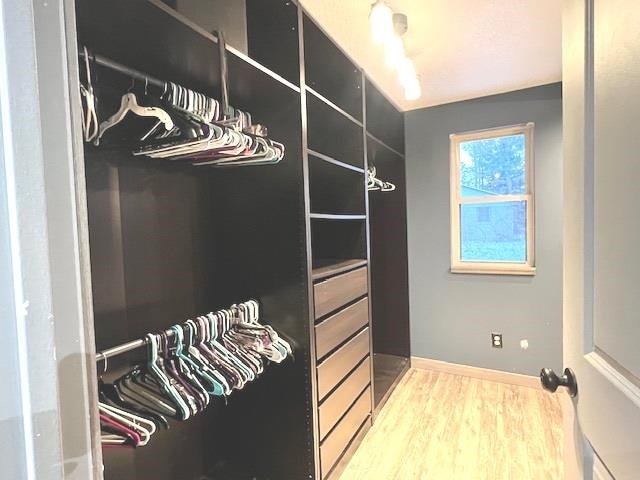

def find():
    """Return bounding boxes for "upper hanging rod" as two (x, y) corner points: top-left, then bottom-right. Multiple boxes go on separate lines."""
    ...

(79, 50), (166, 91)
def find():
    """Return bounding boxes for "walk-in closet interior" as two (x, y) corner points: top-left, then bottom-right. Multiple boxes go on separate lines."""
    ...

(75, 0), (410, 478)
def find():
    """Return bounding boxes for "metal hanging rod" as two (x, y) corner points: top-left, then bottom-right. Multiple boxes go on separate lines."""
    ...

(95, 337), (154, 364)
(95, 299), (259, 365)
(79, 49), (166, 90)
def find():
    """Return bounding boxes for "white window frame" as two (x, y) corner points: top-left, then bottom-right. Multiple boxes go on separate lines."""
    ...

(450, 123), (535, 275)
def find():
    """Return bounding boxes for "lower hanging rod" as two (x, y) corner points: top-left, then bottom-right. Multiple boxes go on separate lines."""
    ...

(96, 337), (152, 363)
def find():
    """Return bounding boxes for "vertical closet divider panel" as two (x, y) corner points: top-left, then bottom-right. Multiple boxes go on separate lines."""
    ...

(300, 10), (374, 480)
(297, 6), (323, 479)
(364, 77), (411, 414)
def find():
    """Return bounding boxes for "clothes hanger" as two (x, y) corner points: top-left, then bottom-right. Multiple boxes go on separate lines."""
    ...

(117, 370), (178, 418)
(79, 47), (99, 143)
(100, 380), (169, 429)
(146, 333), (193, 420)
(99, 402), (153, 446)
(159, 332), (203, 415)
(169, 326), (211, 410)
(95, 90), (174, 145)
(176, 323), (224, 397)
(368, 166), (397, 192)
(207, 312), (253, 387)
(195, 315), (240, 393)
(100, 413), (142, 447)
(184, 319), (229, 396)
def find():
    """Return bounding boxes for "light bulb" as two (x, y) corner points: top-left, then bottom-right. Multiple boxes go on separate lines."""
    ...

(397, 57), (416, 86)
(384, 34), (405, 69)
(370, 1), (394, 45)
(404, 76), (422, 101)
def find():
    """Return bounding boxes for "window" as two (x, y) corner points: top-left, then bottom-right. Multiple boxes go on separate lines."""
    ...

(450, 124), (535, 275)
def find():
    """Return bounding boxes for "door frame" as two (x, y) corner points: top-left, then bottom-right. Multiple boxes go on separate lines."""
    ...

(0, 0), (101, 478)
(562, 0), (594, 477)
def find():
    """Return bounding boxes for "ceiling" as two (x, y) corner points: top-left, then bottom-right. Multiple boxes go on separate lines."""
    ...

(298, 0), (562, 111)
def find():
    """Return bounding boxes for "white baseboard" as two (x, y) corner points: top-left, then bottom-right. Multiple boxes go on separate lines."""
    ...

(411, 356), (541, 390)
(593, 454), (615, 480)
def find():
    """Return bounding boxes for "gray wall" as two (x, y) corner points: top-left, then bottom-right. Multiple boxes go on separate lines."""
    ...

(405, 83), (563, 376)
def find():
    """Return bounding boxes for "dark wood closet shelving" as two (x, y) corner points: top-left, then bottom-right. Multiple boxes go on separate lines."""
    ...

(306, 87), (364, 127)
(309, 153), (365, 216)
(303, 13), (363, 121)
(308, 150), (366, 174)
(366, 131), (405, 159)
(312, 259), (368, 281)
(246, 0), (300, 86)
(367, 133), (411, 414)
(76, 0), (409, 478)
(310, 214), (367, 220)
(227, 46), (301, 93)
(365, 77), (405, 154)
(311, 219), (367, 281)
(307, 93), (365, 170)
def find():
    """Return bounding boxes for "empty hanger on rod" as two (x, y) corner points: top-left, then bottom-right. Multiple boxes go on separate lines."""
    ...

(367, 166), (396, 192)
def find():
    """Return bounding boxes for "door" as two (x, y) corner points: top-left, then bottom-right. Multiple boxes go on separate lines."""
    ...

(558, 0), (640, 478)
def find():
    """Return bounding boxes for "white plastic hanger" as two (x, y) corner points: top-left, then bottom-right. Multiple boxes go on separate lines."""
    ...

(96, 92), (174, 145)
(80, 47), (99, 143)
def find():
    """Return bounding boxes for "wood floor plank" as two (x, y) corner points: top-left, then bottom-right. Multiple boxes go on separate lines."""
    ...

(339, 368), (563, 480)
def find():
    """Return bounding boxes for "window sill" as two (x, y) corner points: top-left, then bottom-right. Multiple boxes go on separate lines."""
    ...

(450, 265), (536, 276)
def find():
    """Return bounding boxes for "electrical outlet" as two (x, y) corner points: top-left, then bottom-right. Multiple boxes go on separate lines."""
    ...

(491, 333), (503, 348)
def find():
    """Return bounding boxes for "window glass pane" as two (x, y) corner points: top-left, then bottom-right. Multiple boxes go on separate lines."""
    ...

(460, 201), (527, 262)
(459, 134), (526, 197)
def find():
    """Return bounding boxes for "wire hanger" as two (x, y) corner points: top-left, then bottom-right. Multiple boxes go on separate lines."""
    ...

(368, 166), (396, 192)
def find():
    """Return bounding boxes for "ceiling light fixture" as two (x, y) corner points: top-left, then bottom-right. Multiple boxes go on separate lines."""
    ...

(369, 2), (422, 101)
(404, 75), (422, 101)
(369, 1), (394, 45)
(384, 35), (405, 69)
(397, 57), (416, 86)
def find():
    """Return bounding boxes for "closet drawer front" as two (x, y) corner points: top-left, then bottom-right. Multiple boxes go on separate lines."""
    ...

(320, 386), (372, 478)
(314, 267), (368, 319)
(315, 297), (369, 359)
(317, 328), (370, 400)
(319, 356), (371, 440)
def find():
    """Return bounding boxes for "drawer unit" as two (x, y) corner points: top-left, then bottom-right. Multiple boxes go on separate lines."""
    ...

(317, 328), (370, 400)
(318, 356), (371, 440)
(314, 267), (368, 319)
(315, 297), (369, 360)
(320, 386), (372, 479)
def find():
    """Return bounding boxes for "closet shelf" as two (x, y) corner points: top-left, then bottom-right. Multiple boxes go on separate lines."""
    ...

(308, 150), (366, 174)
(227, 46), (300, 93)
(86, 0), (300, 95)
(306, 87), (364, 128)
(147, 0), (218, 44)
(312, 259), (368, 281)
(366, 132), (405, 159)
(310, 213), (367, 221)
